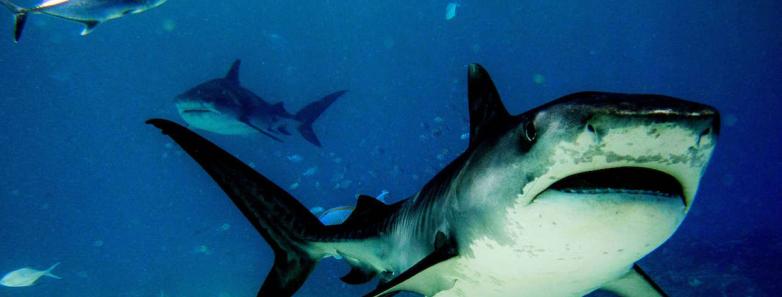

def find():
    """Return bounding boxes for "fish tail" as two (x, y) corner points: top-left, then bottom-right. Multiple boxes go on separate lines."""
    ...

(0, 0), (28, 43)
(294, 90), (347, 147)
(44, 262), (62, 279)
(147, 119), (328, 297)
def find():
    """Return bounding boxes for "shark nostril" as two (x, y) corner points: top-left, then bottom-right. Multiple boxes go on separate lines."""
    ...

(586, 123), (596, 134)
(696, 127), (712, 146)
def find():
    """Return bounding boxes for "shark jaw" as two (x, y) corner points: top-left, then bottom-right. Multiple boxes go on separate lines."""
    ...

(175, 99), (258, 135)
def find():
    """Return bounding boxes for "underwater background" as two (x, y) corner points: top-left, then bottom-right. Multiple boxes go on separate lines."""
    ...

(1, 0), (780, 296)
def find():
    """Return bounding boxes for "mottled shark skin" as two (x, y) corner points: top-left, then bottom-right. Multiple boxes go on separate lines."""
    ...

(174, 59), (347, 147)
(0, 0), (167, 42)
(148, 64), (719, 297)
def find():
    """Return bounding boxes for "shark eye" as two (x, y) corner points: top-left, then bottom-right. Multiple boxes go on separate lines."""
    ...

(519, 120), (537, 151)
(523, 120), (536, 142)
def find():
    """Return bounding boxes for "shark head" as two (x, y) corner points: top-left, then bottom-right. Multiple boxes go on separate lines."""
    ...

(173, 60), (261, 135)
(444, 65), (719, 293)
(174, 78), (255, 135)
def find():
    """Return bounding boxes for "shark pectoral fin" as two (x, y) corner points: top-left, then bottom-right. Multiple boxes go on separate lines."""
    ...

(340, 266), (377, 285)
(80, 20), (99, 36)
(240, 118), (284, 143)
(600, 264), (669, 297)
(363, 232), (459, 297)
(467, 64), (511, 147)
(277, 125), (291, 135)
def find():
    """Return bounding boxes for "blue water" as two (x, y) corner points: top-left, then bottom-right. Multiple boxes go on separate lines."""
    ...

(1, 1), (780, 296)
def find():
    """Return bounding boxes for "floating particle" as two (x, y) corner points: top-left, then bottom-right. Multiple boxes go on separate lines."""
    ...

(287, 154), (303, 163)
(533, 73), (546, 85)
(162, 19), (176, 32)
(302, 166), (318, 177)
(724, 114), (738, 127)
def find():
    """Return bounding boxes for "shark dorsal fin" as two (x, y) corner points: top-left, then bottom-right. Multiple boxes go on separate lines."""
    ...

(341, 195), (393, 227)
(467, 64), (510, 147)
(225, 59), (241, 83)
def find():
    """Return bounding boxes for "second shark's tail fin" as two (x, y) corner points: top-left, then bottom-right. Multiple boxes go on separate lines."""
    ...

(1, 0), (69, 42)
(44, 262), (61, 280)
(0, 0), (27, 42)
(295, 90), (347, 147)
(147, 119), (326, 297)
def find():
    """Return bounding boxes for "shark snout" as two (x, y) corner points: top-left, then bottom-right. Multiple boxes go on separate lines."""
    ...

(560, 92), (721, 149)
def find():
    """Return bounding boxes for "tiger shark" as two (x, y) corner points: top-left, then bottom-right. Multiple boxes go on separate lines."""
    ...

(0, 0), (167, 42)
(147, 64), (719, 297)
(175, 59), (347, 147)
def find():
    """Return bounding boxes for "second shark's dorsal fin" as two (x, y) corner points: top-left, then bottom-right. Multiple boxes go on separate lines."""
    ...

(467, 64), (511, 147)
(225, 59), (241, 83)
(341, 195), (395, 227)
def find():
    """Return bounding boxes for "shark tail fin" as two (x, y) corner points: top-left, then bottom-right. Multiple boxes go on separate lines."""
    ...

(294, 90), (347, 147)
(146, 119), (326, 297)
(44, 262), (62, 279)
(0, 0), (27, 43)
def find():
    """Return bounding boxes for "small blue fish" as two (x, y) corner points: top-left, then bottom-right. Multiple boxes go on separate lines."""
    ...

(376, 190), (390, 203)
(445, 2), (460, 20)
(286, 154), (303, 163)
(0, 0), (167, 42)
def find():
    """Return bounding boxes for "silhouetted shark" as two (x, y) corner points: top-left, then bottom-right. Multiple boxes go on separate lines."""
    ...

(148, 64), (719, 297)
(175, 59), (346, 147)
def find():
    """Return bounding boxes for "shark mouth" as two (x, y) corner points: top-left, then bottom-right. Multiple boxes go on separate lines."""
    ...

(182, 108), (215, 114)
(548, 167), (685, 204)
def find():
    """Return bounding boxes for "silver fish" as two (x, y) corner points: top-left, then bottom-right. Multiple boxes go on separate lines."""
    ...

(0, 262), (61, 287)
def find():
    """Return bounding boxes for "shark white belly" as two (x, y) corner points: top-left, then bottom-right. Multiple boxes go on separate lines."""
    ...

(178, 109), (258, 135)
(433, 191), (684, 297)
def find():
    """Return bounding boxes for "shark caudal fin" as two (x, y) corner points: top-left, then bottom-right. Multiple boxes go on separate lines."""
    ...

(147, 119), (326, 297)
(0, 0), (27, 42)
(295, 90), (347, 147)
